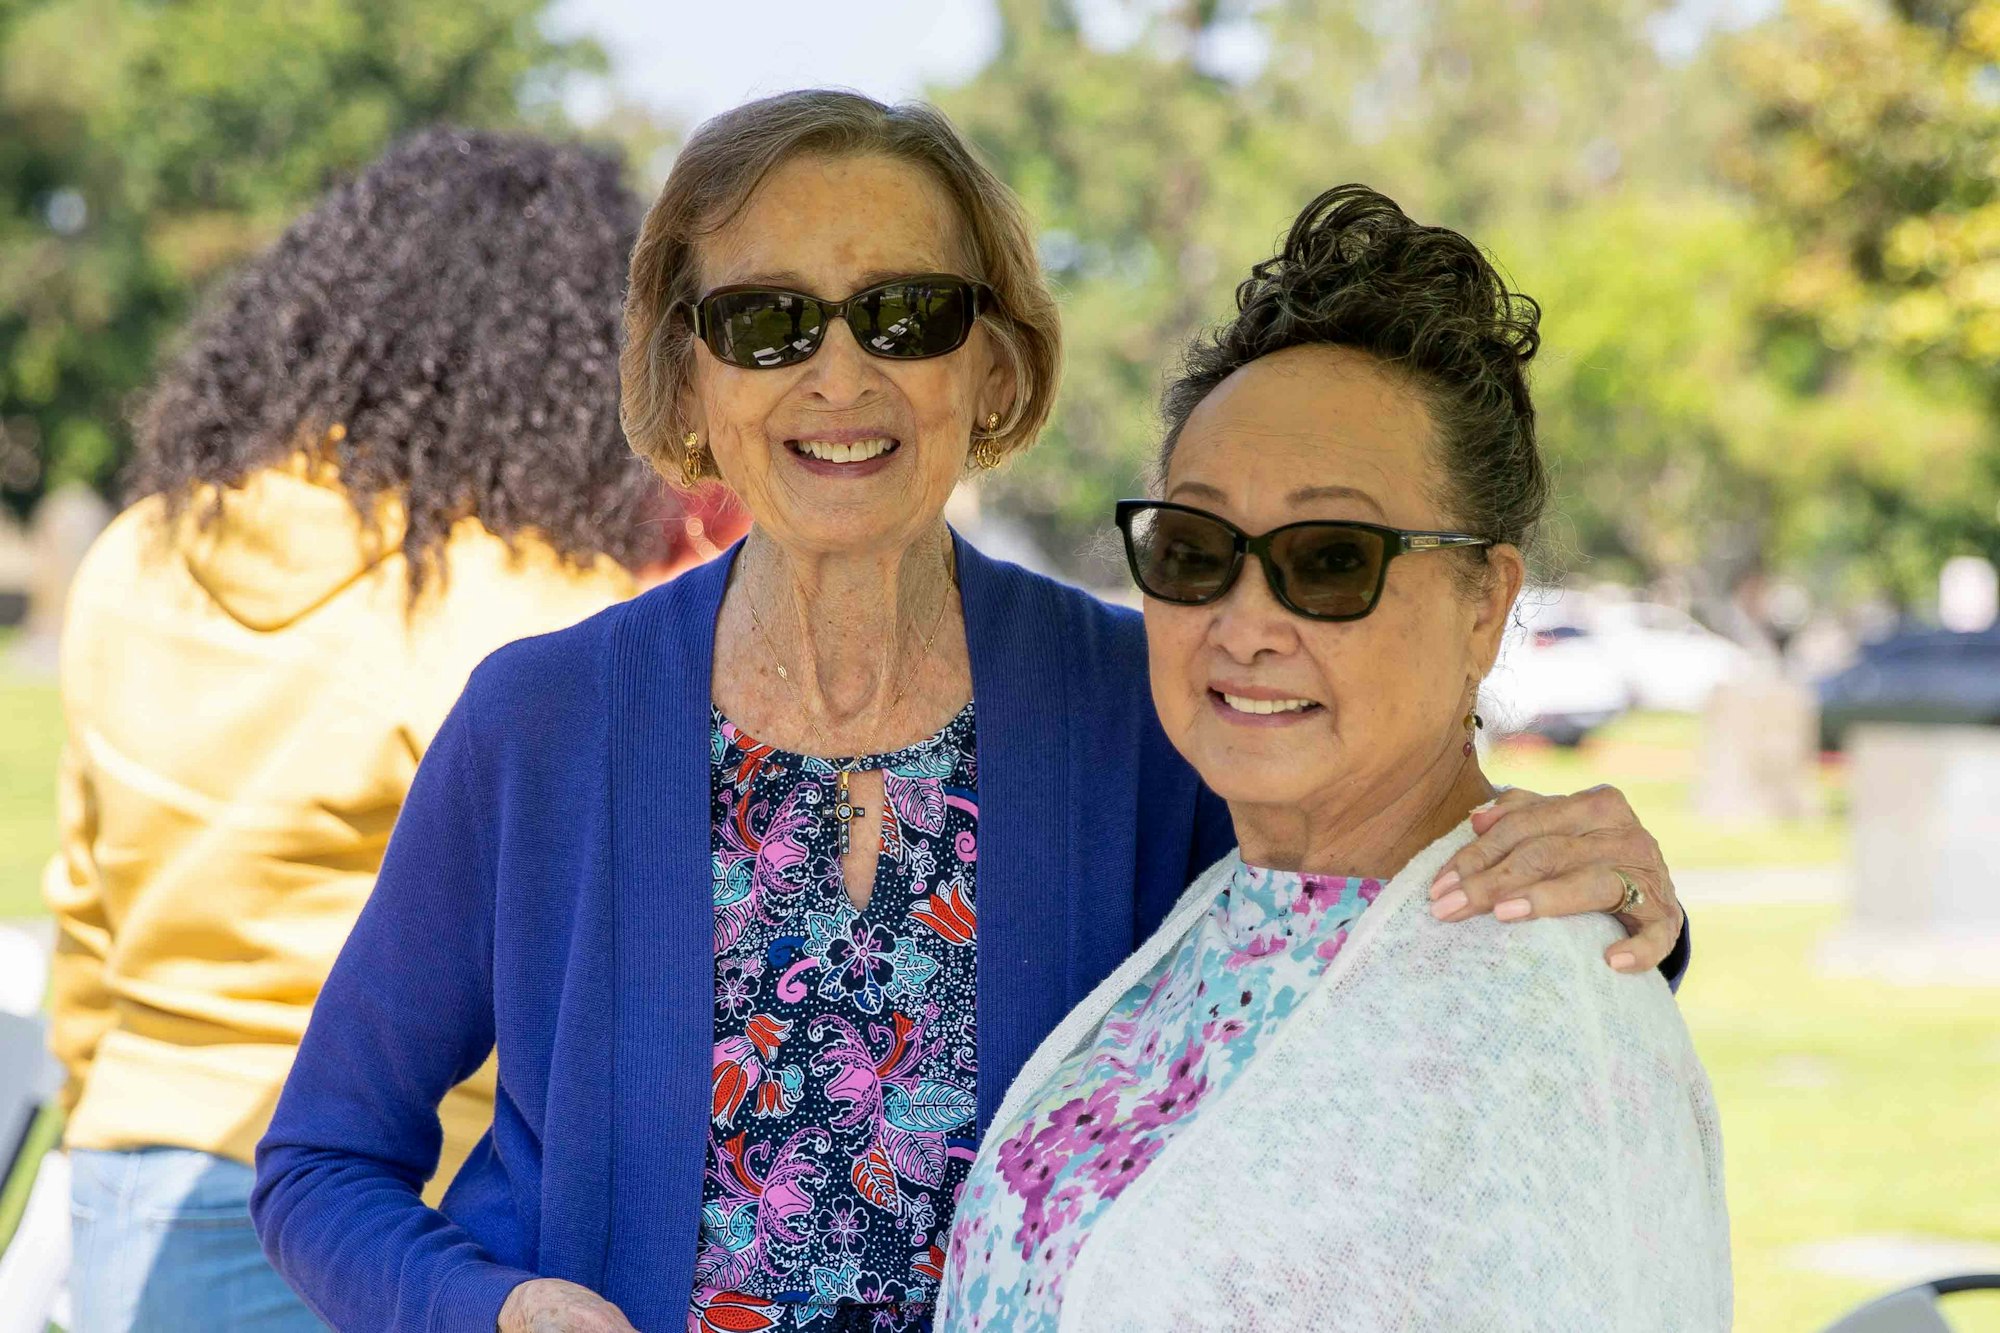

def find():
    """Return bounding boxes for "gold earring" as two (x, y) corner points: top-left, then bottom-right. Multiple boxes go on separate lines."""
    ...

(1462, 709), (1484, 757)
(970, 413), (1004, 470)
(679, 432), (705, 489)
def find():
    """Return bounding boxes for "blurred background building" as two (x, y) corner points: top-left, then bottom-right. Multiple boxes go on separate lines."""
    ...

(0, 1), (1997, 1329)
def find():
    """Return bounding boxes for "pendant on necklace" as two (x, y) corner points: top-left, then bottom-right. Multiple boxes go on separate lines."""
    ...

(833, 768), (867, 857)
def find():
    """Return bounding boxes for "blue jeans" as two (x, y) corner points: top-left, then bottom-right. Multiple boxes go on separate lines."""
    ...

(69, 1147), (326, 1333)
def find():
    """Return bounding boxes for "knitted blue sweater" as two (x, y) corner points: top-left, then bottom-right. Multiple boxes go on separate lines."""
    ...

(252, 537), (1234, 1331)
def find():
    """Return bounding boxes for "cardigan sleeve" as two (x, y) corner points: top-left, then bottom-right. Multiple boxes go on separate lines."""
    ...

(1663, 915), (1693, 991)
(251, 691), (538, 1333)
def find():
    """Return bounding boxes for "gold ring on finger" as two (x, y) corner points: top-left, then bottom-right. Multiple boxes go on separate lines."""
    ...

(1613, 869), (1645, 915)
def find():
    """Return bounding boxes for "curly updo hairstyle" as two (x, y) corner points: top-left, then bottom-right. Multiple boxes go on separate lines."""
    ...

(128, 128), (665, 591)
(1159, 184), (1547, 581)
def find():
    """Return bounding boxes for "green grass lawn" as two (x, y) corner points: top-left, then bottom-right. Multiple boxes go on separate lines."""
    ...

(0, 633), (61, 919)
(1487, 710), (1850, 869)
(1, 669), (1993, 1329)
(1684, 903), (2000, 1332)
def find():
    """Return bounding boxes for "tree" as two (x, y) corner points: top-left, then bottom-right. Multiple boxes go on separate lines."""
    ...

(936, 0), (1777, 594)
(936, 0), (1988, 610)
(1725, 0), (2000, 600)
(0, 0), (605, 516)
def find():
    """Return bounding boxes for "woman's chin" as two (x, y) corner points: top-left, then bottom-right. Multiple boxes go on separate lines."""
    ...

(1182, 745), (1330, 811)
(758, 499), (947, 557)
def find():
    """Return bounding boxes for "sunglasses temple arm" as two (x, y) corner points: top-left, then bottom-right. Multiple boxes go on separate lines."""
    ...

(1400, 533), (1491, 552)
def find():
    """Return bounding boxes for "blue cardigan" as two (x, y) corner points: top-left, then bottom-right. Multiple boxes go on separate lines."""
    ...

(252, 536), (1689, 1332)
(252, 538), (1233, 1332)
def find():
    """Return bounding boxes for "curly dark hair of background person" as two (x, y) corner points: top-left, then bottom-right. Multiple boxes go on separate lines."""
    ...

(1158, 183), (1548, 588)
(127, 127), (669, 592)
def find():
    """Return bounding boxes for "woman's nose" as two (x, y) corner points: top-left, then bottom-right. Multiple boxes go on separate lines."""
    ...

(797, 313), (884, 407)
(1206, 557), (1300, 661)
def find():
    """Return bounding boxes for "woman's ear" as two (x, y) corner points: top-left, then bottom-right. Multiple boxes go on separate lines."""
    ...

(1470, 543), (1527, 677)
(978, 326), (1021, 431)
(675, 375), (705, 447)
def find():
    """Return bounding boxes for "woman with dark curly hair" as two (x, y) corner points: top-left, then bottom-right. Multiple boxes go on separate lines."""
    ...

(42, 128), (658, 1332)
(938, 186), (1730, 1331)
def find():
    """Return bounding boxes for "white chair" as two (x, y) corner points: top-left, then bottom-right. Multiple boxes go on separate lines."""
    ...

(0, 925), (47, 1018)
(0, 927), (67, 1332)
(0, 1142), (68, 1333)
(1820, 1275), (2000, 1332)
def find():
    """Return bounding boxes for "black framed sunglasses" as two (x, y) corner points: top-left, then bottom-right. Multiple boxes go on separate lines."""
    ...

(672, 273), (996, 370)
(1115, 499), (1492, 623)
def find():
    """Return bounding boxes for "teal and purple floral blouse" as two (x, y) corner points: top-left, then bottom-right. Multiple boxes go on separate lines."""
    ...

(692, 704), (981, 1333)
(940, 859), (1382, 1332)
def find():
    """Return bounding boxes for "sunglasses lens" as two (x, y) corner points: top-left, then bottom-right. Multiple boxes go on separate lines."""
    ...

(709, 291), (824, 367)
(1125, 506), (1238, 603)
(853, 281), (977, 358)
(1269, 524), (1387, 618)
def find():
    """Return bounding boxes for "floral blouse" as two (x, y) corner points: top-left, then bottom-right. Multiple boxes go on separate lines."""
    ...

(692, 704), (980, 1333)
(941, 859), (1382, 1332)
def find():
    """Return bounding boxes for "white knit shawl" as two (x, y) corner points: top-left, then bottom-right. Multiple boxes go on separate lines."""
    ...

(940, 821), (1732, 1332)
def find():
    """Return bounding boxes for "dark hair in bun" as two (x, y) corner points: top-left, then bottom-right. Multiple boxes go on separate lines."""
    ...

(1159, 184), (1547, 565)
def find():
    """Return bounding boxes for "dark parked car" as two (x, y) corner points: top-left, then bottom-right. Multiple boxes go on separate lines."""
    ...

(1816, 626), (2000, 750)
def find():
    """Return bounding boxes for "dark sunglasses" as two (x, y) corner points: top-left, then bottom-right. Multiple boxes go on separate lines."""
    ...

(672, 273), (996, 370)
(1115, 499), (1492, 622)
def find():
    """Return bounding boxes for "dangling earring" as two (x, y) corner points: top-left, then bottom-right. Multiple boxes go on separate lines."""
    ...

(970, 413), (1003, 470)
(680, 431), (705, 489)
(1462, 709), (1484, 757)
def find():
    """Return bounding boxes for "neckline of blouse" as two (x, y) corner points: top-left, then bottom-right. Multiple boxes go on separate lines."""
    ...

(711, 698), (976, 774)
(1216, 857), (1385, 936)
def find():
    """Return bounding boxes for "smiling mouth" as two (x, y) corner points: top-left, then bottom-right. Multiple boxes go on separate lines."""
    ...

(787, 437), (901, 464)
(1213, 690), (1324, 717)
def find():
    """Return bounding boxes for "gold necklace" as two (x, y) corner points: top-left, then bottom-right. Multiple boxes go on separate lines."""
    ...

(745, 535), (956, 855)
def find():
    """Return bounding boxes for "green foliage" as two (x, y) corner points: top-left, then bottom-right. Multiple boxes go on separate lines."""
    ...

(0, 0), (604, 517)
(9, 0), (1996, 605)
(1721, 0), (2000, 593)
(940, 0), (1743, 581)
(939, 0), (2000, 607)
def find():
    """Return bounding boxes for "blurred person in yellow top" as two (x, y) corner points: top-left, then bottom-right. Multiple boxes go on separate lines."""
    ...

(40, 128), (662, 1332)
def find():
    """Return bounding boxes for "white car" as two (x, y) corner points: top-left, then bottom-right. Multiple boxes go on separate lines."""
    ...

(1487, 615), (1632, 747)
(1590, 601), (1754, 713)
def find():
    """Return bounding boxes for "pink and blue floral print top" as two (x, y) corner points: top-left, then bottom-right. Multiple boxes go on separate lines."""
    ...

(692, 703), (981, 1333)
(940, 859), (1383, 1332)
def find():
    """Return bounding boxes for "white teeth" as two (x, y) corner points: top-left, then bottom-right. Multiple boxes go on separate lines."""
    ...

(795, 437), (895, 463)
(1220, 693), (1317, 716)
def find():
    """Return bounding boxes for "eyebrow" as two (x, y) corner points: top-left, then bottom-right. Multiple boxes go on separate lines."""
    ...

(1167, 480), (1387, 516)
(1289, 484), (1386, 514)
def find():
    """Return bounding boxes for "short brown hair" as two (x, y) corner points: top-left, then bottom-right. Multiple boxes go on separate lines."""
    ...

(622, 90), (1063, 486)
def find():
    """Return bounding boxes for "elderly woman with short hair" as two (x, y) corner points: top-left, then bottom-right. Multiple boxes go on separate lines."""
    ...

(254, 95), (1693, 1333)
(939, 186), (1730, 1332)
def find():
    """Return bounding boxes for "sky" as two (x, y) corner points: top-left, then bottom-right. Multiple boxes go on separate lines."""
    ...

(545, 0), (1780, 133)
(544, 0), (1003, 128)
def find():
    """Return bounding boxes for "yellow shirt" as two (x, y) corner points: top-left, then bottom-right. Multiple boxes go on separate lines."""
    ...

(42, 462), (635, 1194)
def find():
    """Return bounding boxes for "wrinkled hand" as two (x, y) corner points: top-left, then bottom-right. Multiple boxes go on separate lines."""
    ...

(1427, 786), (1685, 974)
(497, 1279), (638, 1333)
